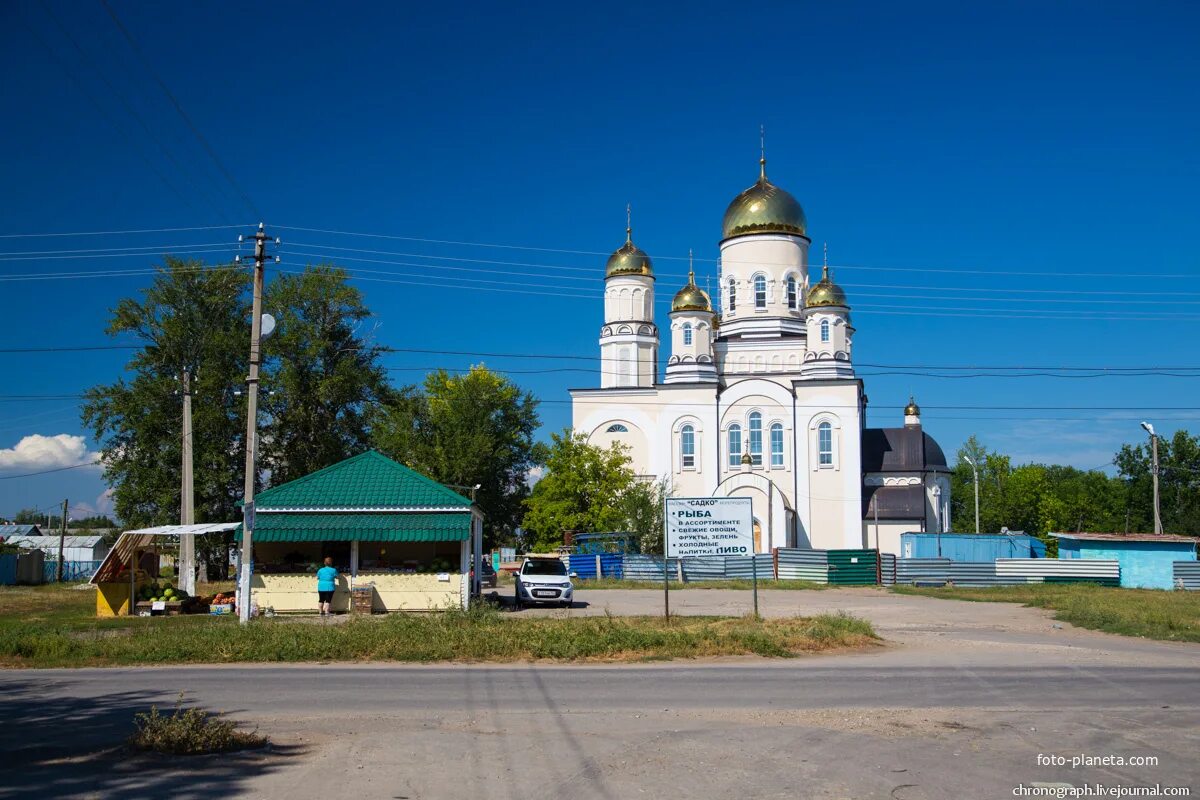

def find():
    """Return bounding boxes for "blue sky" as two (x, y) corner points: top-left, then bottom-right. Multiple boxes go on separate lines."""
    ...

(1, 1), (1197, 521)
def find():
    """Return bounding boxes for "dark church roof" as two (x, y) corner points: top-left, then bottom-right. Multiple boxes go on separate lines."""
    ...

(861, 427), (949, 473)
(863, 484), (926, 521)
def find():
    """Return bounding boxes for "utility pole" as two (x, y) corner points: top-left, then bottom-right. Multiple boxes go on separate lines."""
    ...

(1140, 421), (1163, 535)
(56, 498), (68, 582)
(963, 455), (981, 534)
(180, 368), (195, 596)
(238, 223), (278, 623)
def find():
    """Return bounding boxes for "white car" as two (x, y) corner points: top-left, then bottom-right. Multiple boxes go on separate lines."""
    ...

(514, 558), (575, 608)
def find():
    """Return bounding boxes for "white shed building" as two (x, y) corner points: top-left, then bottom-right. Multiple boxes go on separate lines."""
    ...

(6, 535), (110, 562)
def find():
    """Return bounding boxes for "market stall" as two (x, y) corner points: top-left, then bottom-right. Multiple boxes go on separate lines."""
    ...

(235, 451), (484, 613)
(89, 523), (240, 616)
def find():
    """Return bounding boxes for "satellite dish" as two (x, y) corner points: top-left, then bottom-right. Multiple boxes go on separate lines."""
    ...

(260, 313), (277, 339)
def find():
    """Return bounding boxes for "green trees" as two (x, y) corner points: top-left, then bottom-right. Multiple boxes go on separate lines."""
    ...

(81, 259), (409, 573)
(950, 431), (1199, 540)
(261, 265), (393, 484)
(82, 258), (250, 530)
(82, 259), (250, 572)
(371, 366), (540, 547)
(520, 430), (667, 553)
(1115, 429), (1200, 535)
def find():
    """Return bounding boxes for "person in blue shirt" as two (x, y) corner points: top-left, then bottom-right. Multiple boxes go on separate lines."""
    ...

(316, 556), (338, 616)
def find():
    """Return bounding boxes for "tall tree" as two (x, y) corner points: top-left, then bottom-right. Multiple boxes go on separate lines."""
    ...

(260, 265), (393, 484)
(82, 258), (249, 572)
(372, 366), (540, 547)
(1115, 429), (1200, 534)
(521, 430), (636, 553)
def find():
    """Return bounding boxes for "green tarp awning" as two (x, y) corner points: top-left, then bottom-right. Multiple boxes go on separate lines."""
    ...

(234, 512), (471, 543)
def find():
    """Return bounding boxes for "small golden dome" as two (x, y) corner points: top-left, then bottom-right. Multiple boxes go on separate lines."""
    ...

(605, 241), (653, 278)
(904, 396), (920, 416)
(806, 264), (848, 308)
(605, 215), (654, 279)
(721, 159), (807, 240)
(671, 269), (712, 313)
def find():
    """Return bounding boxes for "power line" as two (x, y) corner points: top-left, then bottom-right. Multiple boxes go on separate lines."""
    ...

(99, 0), (259, 219)
(0, 460), (102, 480)
(15, 7), (205, 219)
(281, 267), (1200, 321)
(36, 0), (234, 223)
(285, 239), (1200, 298)
(0, 242), (232, 257)
(0, 224), (246, 239)
(280, 245), (1200, 305)
(274, 223), (1196, 279)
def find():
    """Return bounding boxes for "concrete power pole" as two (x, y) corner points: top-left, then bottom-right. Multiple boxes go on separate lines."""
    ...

(237, 223), (277, 623)
(180, 369), (196, 596)
(1141, 421), (1164, 535)
(56, 498), (68, 582)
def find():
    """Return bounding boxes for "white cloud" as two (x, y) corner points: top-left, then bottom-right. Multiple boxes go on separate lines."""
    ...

(524, 465), (545, 488)
(0, 434), (96, 472)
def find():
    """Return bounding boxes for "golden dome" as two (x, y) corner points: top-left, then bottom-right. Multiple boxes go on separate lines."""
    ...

(904, 396), (921, 416)
(605, 221), (654, 279)
(806, 264), (848, 308)
(721, 159), (807, 240)
(671, 269), (712, 313)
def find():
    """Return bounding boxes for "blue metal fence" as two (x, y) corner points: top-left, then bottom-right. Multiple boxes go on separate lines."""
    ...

(42, 560), (103, 583)
(0, 554), (15, 586)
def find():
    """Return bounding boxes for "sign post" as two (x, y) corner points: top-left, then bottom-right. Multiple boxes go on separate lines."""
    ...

(665, 497), (755, 616)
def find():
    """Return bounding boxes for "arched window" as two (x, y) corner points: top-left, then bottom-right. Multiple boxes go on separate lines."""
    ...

(680, 424), (695, 469)
(820, 319), (830, 343)
(683, 322), (693, 346)
(754, 275), (767, 309)
(770, 423), (784, 467)
(605, 423), (628, 433)
(786, 276), (797, 310)
(728, 424), (742, 467)
(728, 278), (737, 312)
(817, 421), (833, 466)
(748, 411), (763, 466)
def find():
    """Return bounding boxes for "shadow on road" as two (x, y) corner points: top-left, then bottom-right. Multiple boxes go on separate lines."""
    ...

(0, 676), (302, 800)
(481, 591), (589, 613)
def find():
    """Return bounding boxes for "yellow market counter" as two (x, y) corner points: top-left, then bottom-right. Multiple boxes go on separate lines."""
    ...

(251, 571), (465, 613)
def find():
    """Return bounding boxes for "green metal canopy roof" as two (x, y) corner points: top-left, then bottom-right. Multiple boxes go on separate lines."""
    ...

(251, 451), (472, 510)
(235, 512), (470, 543)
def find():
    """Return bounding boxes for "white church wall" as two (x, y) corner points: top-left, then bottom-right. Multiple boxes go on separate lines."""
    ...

(797, 382), (864, 550)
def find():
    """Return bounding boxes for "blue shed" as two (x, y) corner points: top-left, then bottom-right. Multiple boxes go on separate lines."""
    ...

(1052, 532), (1198, 590)
(900, 532), (1046, 561)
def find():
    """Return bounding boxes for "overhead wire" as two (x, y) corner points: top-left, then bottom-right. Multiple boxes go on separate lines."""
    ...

(99, 0), (260, 219)
(273, 223), (1197, 279)
(36, 0), (234, 223)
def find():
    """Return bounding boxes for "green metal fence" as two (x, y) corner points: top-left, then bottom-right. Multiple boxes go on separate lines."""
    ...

(826, 549), (879, 585)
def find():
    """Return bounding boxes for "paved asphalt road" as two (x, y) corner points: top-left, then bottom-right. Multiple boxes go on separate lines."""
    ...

(1, 588), (1197, 800)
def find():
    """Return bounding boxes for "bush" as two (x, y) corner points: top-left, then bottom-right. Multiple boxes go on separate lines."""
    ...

(128, 694), (266, 755)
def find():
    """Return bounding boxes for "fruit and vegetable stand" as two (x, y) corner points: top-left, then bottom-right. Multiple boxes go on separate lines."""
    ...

(233, 452), (485, 613)
(89, 522), (240, 617)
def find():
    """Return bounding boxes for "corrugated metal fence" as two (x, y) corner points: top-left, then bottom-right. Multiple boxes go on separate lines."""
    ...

(571, 550), (820, 583)
(892, 558), (1120, 587)
(777, 549), (830, 583)
(1172, 562), (1200, 590)
(0, 554), (15, 586)
(879, 553), (896, 587)
(42, 560), (104, 583)
(562, 551), (1195, 588)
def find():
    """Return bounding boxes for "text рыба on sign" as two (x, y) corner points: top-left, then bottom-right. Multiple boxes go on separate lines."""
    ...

(665, 497), (754, 559)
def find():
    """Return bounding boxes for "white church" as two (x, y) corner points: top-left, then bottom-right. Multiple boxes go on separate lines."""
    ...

(570, 154), (952, 555)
